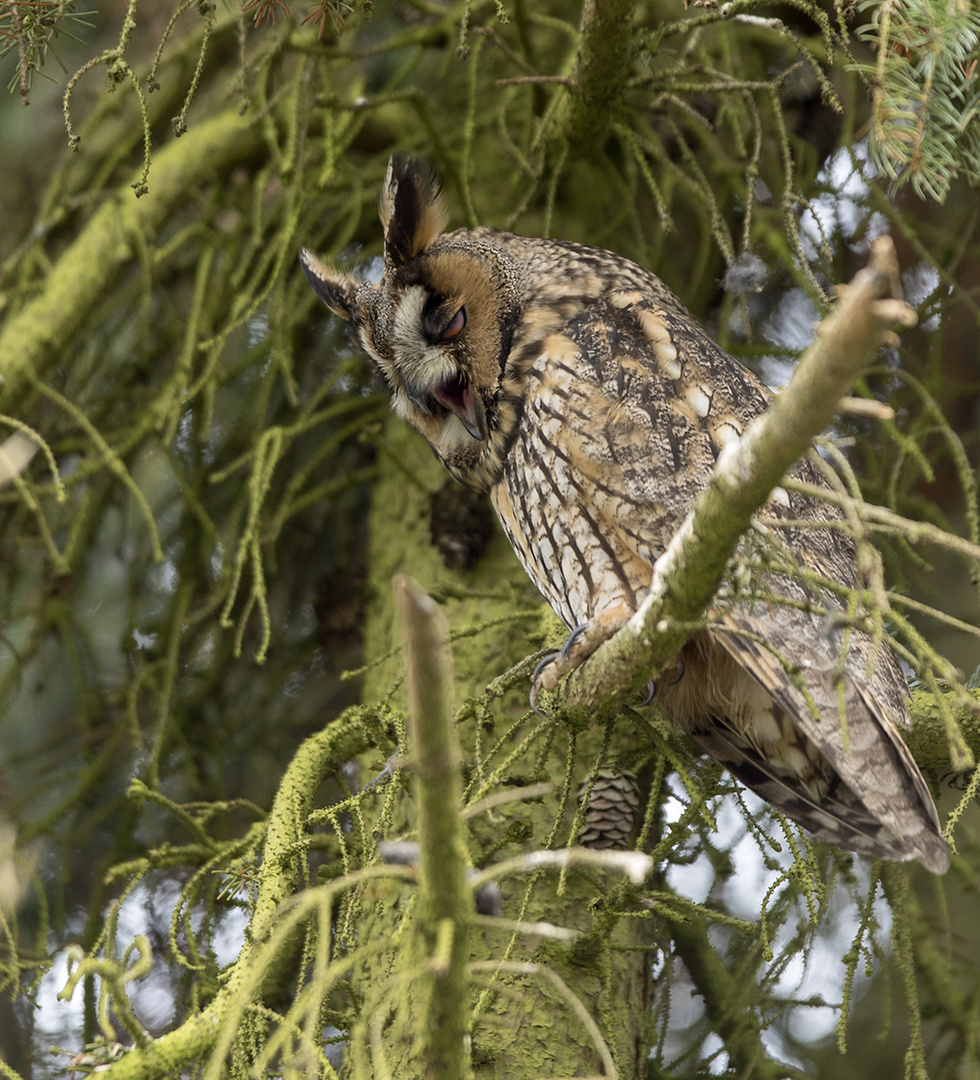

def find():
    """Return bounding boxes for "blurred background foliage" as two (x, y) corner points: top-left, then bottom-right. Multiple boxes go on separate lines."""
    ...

(0, 0), (978, 1077)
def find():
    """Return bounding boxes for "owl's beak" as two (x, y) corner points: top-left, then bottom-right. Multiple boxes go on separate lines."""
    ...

(432, 377), (487, 441)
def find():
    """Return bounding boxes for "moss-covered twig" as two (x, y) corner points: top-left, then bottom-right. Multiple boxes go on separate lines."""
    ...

(562, 0), (636, 152)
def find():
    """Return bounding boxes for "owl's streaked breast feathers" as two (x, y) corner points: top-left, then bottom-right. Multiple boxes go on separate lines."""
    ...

(300, 155), (949, 874)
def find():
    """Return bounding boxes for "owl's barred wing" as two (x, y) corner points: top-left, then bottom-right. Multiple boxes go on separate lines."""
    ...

(703, 618), (950, 872)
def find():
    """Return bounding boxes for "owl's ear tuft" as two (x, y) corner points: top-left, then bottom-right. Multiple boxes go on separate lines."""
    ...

(380, 154), (448, 268)
(299, 248), (359, 320)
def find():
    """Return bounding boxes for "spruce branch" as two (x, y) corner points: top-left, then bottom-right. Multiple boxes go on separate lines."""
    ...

(668, 911), (814, 1080)
(536, 237), (919, 726)
(57, 710), (372, 1079)
(853, 0), (980, 201)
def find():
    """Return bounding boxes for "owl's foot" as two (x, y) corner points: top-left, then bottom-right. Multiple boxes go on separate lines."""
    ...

(529, 608), (633, 712)
(529, 624), (589, 714)
(530, 620), (688, 714)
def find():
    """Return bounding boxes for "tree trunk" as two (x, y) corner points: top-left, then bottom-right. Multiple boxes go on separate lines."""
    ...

(354, 417), (658, 1077)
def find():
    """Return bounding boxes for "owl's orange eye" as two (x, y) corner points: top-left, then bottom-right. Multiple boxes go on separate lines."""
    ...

(441, 307), (466, 340)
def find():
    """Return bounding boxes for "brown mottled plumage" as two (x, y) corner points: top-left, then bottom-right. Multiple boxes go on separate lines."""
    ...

(300, 156), (949, 874)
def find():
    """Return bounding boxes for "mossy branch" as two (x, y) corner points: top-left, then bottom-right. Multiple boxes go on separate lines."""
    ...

(0, 110), (264, 413)
(67, 709), (371, 1079)
(562, 0), (636, 153)
(668, 913), (813, 1080)
(905, 688), (980, 772)
(536, 237), (919, 725)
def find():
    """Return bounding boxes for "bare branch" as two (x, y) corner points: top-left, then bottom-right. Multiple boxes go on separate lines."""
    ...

(396, 574), (473, 1080)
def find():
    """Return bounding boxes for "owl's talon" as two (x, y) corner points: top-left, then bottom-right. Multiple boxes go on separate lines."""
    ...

(532, 651), (561, 683)
(529, 651), (561, 716)
(530, 619), (622, 713)
(638, 679), (656, 706)
(638, 659), (682, 706)
(560, 623), (590, 664)
(529, 680), (548, 717)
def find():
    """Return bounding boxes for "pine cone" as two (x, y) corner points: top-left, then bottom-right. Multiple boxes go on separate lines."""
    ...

(577, 769), (640, 850)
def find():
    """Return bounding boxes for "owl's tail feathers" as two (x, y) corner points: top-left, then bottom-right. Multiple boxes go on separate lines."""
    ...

(688, 627), (950, 875)
(692, 718), (950, 874)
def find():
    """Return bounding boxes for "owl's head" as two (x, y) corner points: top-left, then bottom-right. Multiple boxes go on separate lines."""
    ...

(300, 156), (528, 480)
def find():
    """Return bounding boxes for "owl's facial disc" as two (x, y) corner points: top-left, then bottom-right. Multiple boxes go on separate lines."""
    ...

(384, 280), (495, 446)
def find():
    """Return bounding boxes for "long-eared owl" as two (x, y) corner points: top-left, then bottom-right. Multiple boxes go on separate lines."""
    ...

(300, 156), (948, 874)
